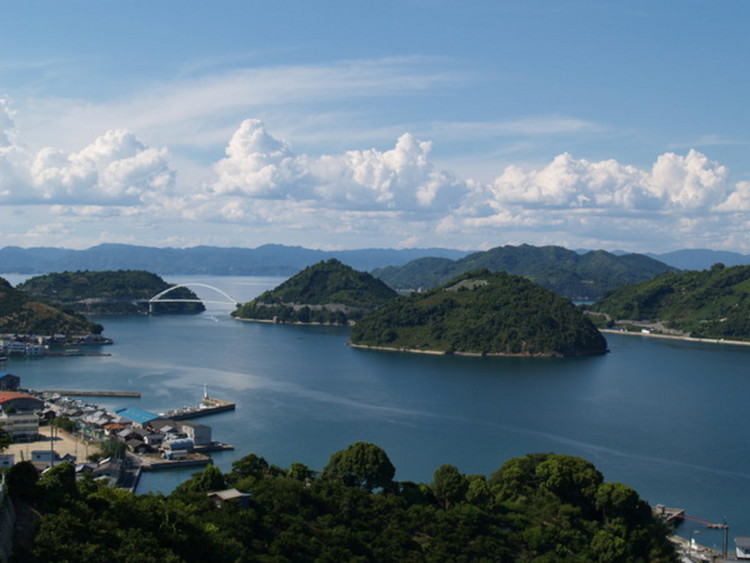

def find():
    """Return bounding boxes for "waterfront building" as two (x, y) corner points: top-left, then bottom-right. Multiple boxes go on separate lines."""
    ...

(162, 438), (194, 452)
(113, 407), (163, 429)
(180, 421), (211, 445)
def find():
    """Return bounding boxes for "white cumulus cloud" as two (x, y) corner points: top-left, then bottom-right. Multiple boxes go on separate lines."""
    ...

(0, 104), (175, 207)
(28, 129), (174, 204)
(211, 120), (466, 212)
(465, 149), (735, 217)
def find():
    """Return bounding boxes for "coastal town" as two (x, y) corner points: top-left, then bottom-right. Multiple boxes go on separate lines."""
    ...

(0, 371), (234, 493)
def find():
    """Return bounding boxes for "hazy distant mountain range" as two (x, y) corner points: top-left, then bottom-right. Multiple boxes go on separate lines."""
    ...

(0, 243), (746, 277)
(0, 243), (469, 276)
(645, 249), (750, 270)
(373, 245), (677, 301)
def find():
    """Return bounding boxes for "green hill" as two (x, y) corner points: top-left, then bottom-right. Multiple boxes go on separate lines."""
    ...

(373, 244), (675, 300)
(233, 259), (398, 325)
(10, 446), (675, 561)
(18, 270), (205, 315)
(351, 269), (608, 357)
(0, 277), (103, 336)
(589, 263), (750, 340)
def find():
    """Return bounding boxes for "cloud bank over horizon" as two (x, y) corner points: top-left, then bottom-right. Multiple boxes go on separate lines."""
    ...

(1, 99), (748, 254)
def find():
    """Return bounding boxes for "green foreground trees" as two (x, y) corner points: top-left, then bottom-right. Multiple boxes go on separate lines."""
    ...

(6, 445), (676, 562)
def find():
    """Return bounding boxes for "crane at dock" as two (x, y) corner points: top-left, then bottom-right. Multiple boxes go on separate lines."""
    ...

(681, 513), (729, 558)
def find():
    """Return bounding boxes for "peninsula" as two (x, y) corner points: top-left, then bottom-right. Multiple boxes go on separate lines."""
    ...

(18, 270), (205, 315)
(588, 262), (750, 341)
(351, 269), (608, 357)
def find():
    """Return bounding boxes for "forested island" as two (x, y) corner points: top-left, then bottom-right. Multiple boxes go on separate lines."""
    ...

(373, 244), (676, 301)
(18, 270), (205, 315)
(589, 263), (750, 341)
(5, 443), (676, 561)
(233, 259), (397, 325)
(351, 270), (608, 357)
(0, 277), (102, 337)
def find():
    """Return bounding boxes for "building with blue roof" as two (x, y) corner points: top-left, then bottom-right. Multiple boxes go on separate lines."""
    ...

(113, 407), (163, 428)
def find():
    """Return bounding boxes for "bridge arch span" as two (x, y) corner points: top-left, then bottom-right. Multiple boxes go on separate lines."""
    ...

(149, 283), (240, 307)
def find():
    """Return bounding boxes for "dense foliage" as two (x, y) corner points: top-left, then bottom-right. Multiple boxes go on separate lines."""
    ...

(233, 259), (397, 325)
(0, 277), (102, 335)
(352, 270), (608, 357)
(373, 244), (676, 300)
(19, 270), (205, 315)
(590, 263), (750, 340)
(7, 446), (676, 561)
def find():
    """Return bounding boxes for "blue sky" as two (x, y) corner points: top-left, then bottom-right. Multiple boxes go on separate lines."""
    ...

(1, 1), (749, 253)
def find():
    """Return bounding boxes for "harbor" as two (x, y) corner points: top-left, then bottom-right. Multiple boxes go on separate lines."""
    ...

(1, 374), (236, 496)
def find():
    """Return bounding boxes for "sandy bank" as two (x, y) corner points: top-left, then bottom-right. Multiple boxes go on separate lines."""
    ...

(600, 328), (750, 347)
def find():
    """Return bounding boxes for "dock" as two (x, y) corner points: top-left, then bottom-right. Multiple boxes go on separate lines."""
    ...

(46, 351), (112, 357)
(35, 389), (141, 398)
(653, 504), (685, 525)
(654, 505), (732, 561)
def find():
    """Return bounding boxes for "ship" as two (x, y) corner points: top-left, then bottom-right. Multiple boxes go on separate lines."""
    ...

(160, 385), (235, 421)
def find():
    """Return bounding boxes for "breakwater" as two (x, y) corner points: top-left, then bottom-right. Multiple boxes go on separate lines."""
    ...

(35, 389), (141, 398)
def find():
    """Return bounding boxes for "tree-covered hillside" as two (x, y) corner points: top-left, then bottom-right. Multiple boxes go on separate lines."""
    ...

(0, 277), (102, 335)
(233, 259), (397, 325)
(590, 263), (750, 340)
(373, 244), (676, 300)
(18, 270), (205, 315)
(352, 270), (608, 357)
(8, 444), (676, 561)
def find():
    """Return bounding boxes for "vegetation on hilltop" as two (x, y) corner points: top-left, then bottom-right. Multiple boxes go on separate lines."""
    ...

(0, 277), (102, 335)
(18, 270), (205, 315)
(233, 259), (398, 325)
(373, 244), (676, 300)
(589, 263), (750, 340)
(351, 269), (608, 357)
(7, 445), (676, 561)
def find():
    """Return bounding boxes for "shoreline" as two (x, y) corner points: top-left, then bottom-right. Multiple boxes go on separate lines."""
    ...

(346, 343), (588, 358)
(234, 317), (351, 326)
(600, 328), (750, 347)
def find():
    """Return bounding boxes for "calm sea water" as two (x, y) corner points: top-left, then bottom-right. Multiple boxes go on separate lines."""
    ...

(3, 274), (749, 548)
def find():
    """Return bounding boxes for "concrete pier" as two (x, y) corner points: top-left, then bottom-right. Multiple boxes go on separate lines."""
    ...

(35, 389), (141, 397)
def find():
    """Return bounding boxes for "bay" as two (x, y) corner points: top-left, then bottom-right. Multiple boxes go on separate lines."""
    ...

(3, 274), (749, 549)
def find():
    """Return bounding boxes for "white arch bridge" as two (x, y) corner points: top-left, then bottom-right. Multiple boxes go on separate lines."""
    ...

(148, 283), (240, 313)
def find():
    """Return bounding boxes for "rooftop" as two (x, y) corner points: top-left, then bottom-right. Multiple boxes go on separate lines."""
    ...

(113, 407), (162, 425)
(0, 391), (39, 404)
